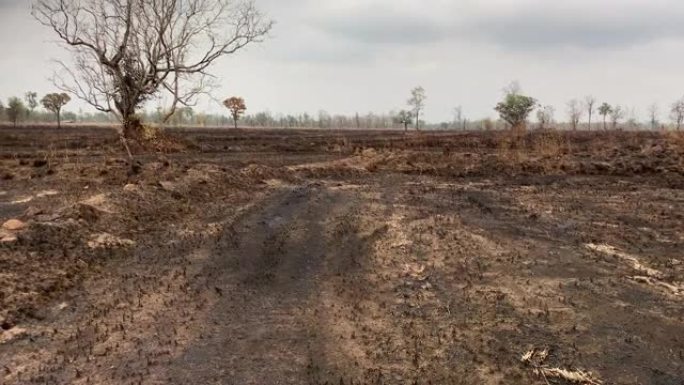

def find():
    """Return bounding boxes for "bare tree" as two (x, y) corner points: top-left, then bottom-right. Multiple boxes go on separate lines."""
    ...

(179, 107), (195, 125)
(626, 107), (639, 130)
(407, 86), (426, 130)
(610, 105), (625, 129)
(33, 0), (273, 156)
(223, 96), (246, 129)
(41, 92), (71, 129)
(671, 97), (684, 130)
(25, 92), (38, 120)
(566, 99), (583, 130)
(452, 106), (464, 130)
(503, 81), (521, 96)
(584, 95), (595, 130)
(317, 110), (332, 129)
(647, 103), (659, 130)
(536, 105), (555, 130)
(598, 103), (612, 130)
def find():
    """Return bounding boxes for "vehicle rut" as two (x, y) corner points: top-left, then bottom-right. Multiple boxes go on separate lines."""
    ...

(163, 183), (365, 384)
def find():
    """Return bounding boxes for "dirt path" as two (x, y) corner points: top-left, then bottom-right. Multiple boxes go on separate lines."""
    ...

(163, 183), (364, 384)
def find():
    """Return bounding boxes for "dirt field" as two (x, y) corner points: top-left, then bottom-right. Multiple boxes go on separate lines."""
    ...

(1, 126), (683, 385)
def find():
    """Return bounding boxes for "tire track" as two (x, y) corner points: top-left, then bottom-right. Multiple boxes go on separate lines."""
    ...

(164, 183), (364, 384)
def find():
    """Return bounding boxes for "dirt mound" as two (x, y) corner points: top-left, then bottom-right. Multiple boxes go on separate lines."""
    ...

(288, 149), (394, 178)
(87, 232), (135, 249)
(2, 219), (26, 231)
(370, 143), (684, 180)
(240, 164), (287, 181)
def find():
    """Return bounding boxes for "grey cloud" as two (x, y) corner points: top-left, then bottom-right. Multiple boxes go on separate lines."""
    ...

(465, 6), (684, 50)
(2, 0), (684, 122)
(0, 0), (25, 9)
(301, 1), (684, 51)
(312, 7), (451, 45)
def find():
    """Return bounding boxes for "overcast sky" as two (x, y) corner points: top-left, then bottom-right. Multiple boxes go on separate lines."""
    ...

(1, 0), (683, 122)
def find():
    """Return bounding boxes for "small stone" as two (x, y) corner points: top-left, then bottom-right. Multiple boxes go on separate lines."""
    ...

(123, 183), (138, 192)
(0, 327), (27, 344)
(2, 219), (26, 231)
(23, 206), (44, 218)
(0, 231), (17, 243)
(81, 194), (107, 207)
(592, 161), (613, 172)
(76, 204), (101, 222)
(36, 190), (59, 198)
(159, 181), (177, 191)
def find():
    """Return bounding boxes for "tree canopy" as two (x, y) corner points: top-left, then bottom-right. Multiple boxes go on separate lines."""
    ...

(495, 92), (537, 129)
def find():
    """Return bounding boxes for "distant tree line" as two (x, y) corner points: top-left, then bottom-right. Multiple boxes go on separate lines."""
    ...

(0, 92), (78, 127)
(491, 82), (684, 132)
(2, 86), (683, 131)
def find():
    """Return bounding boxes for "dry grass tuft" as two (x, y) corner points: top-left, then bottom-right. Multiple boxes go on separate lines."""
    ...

(521, 348), (603, 385)
(534, 130), (566, 157)
(496, 131), (527, 163)
(137, 125), (192, 153)
(534, 367), (603, 385)
(664, 130), (684, 153)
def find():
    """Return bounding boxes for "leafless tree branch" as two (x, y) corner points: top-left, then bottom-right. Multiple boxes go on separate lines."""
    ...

(33, 0), (273, 138)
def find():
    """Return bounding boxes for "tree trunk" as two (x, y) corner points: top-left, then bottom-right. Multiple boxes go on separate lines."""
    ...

(123, 114), (143, 140)
(120, 114), (141, 164)
(56, 109), (61, 129)
(603, 116), (607, 130)
(588, 113), (592, 131)
(234, 118), (238, 130)
(415, 109), (420, 131)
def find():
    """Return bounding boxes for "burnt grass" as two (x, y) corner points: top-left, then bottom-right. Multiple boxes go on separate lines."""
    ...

(0, 125), (683, 385)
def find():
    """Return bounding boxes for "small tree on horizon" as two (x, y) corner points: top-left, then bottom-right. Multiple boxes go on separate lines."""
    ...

(671, 97), (684, 131)
(610, 105), (625, 129)
(598, 103), (612, 130)
(24, 92), (38, 121)
(495, 84), (537, 131)
(567, 99), (583, 131)
(41, 93), (71, 129)
(407, 86), (426, 130)
(536, 105), (555, 130)
(647, 103), (659, 130)
(453, 106), (466, 130)
(7, 97), (26, 128)
(584, 95), (596, 130)
(395, 110), (413, 132)
(223, 97), (247, 129)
